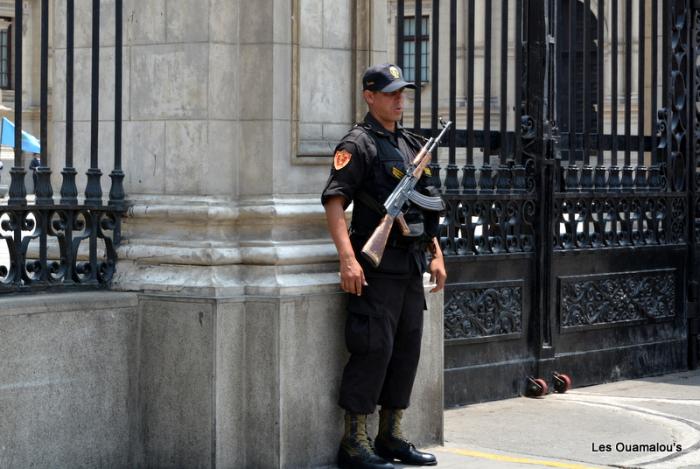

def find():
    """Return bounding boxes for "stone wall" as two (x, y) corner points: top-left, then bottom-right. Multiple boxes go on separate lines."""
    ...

(0, 287), (442, 468)
(0, 292), (141, 468)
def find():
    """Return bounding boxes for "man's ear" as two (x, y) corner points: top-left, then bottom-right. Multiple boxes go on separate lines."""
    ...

(363, 89), (374, 105)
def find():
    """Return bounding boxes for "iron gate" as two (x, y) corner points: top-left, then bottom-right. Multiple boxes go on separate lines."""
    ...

(396, 0), (700, 406)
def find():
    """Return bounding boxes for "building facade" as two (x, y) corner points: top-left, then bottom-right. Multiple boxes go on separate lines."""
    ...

(0, 1), (443, 468)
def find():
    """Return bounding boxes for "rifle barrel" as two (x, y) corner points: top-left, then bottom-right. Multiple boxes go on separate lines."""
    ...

(427, 122), (452, 153)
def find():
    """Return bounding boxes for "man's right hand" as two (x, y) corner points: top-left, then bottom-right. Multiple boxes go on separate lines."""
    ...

(339, 255), (367, 296)
(323, 195), (369, 296)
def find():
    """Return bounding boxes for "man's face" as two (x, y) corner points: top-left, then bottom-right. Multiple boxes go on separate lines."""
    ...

(364, 88), (405, 126)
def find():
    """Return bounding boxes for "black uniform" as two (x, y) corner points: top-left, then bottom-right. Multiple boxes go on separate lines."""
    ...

(322, 112), (439, 414)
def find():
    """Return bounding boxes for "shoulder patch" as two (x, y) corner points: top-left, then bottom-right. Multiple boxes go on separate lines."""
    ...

(391, 167), (405, 180)
(334, 149), (352, 170)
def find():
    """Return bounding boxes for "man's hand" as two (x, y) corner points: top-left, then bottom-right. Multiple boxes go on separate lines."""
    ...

(324, 195), (368, 296)
(340, 254), (368, 296)
(428, 237), (446, 292)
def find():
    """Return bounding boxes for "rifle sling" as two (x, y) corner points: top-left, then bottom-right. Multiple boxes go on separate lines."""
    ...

(354, 190), (386, 215)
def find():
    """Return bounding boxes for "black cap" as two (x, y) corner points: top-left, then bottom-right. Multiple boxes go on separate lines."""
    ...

(362, 63), (416, 93)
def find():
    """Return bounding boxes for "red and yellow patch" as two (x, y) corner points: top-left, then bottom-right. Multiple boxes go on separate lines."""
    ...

(391, 167), (405, 180)
(334, 149), (352, 170)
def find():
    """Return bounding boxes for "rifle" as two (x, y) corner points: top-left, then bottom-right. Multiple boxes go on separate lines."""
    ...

(361, 119), (452, 268)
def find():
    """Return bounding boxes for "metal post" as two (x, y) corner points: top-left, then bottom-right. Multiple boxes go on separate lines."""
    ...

(85, 0), (102, 206)
(565, 0), (579, 191)
(533, 0), (555, 370)
(687, 1), (698, 369)
(109, 0), (125, 208)
(429, 0), (442, 188)
(462, 0), (477, 192)
(35, 0), (52, 205)
(511, 0), (526, 192)
(8, 0), (25, 206)
(609, 0), (621, 190)
(622, 0), (634, 191)
(396, 0), (404, 68)
(594, 0), (606, 190)
(61, 0), (78, 205)
(580, 0), (593, 190)
(496, 0), (511, 193)
(478, 0), (493, 191)
(635, 1), (647, 190)
(445, 0), (460, 191)
(413, 0), (422, 131)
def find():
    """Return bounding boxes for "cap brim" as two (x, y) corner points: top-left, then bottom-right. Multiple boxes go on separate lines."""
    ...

(380, 80), (416, 92)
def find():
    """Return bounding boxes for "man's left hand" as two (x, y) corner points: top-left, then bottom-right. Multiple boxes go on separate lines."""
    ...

(428, 239), (446, 292)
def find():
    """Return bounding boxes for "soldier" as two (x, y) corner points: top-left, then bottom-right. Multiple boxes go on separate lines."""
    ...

(322, 63), (446, 469)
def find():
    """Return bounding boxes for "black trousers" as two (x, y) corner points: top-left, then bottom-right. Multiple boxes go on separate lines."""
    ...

(338, 260), (425, 414)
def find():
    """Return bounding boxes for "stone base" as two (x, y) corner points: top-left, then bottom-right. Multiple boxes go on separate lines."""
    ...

(140, 281), (443, 468)
(0, 285), (443, 468)
(0, 292), (141, 468)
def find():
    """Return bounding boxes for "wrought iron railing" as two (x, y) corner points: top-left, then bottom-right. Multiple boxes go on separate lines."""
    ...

(395, 0), (687, 256)
(0, 0), (124, 291)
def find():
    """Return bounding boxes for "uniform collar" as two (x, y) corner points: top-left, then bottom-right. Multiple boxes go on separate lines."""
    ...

(363, 113), (403, 143)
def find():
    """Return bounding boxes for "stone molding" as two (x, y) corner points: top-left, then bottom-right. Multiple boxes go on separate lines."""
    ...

(113, 194), (344, 296)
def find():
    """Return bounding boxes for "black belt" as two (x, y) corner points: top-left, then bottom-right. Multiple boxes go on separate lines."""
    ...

(385, 237), (420, 250)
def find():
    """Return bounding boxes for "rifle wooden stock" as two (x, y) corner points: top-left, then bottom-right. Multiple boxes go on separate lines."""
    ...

(395, 212), (410, 235)
(410, 136), (434, 166)
(361, 213), (395, 268)
(412, 150), (432, 177)
(411, 147), (429, 166)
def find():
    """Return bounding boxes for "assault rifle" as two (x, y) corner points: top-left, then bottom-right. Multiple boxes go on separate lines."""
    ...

(361, 119), (452, 268)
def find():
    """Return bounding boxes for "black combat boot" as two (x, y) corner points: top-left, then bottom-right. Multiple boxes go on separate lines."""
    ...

(338, 413), (394, 469)
(374, 408), (437, 466)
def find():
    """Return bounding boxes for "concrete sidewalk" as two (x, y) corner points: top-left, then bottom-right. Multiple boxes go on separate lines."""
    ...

(418, 369), (700, 468)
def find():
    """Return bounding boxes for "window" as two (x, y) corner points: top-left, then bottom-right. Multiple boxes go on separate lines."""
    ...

(402, 16), (429, 83)
(0, 25), (10, 89)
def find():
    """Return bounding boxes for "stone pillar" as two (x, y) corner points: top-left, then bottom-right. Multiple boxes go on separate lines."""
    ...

(49, 0), (443, 467)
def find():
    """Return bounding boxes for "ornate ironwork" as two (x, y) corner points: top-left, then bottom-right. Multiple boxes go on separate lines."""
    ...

(439, 111), (538, 257)
(561, 160), (668, 193)
(444, 283), (523, 340)
(520, 114), (537, 193)
(552, 194), (686, 250)
(440, 194), (536, 256)
(0, 206), (120, 290)
(670, 1), (688, 193)
(559, 270), (676, 330)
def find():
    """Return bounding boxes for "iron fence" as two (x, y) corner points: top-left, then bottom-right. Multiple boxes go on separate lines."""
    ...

(395, 0), (699, 404)
(0, 0), (124, 292)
